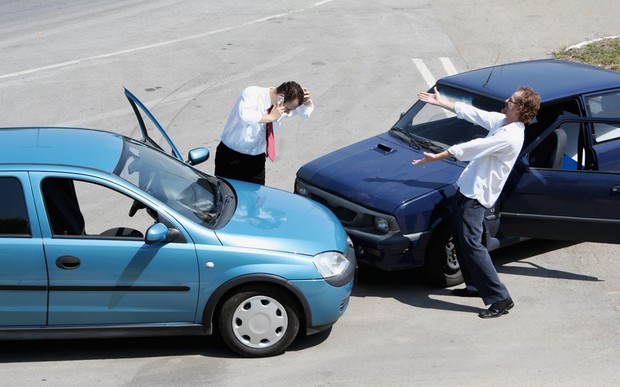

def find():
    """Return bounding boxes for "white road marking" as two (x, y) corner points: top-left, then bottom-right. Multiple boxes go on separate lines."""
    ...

(440, 57), (458, 75)
(411, 58), (436, 89)
(0, 3), (331, 81)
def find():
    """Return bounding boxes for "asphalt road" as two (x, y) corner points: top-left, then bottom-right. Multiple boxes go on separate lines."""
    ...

(1, 1), (619, 386)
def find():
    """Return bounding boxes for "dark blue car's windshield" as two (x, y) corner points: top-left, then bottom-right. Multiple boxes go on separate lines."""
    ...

(391, 86), (505, 149)
(114, 138), (222, 227)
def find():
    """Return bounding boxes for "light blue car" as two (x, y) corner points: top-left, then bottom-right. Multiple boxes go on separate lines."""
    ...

(0, 89), (356, 357)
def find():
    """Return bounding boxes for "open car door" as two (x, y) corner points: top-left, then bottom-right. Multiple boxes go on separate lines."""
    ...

(124, 88), (209, 166)
(499, 116), (620, 244)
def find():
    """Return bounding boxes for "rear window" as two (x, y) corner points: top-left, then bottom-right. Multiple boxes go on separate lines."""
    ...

(0, 177), (30, 236)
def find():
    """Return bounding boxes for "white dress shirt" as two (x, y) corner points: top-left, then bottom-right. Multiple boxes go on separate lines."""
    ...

(220, 86), (314, 156)
(447, 102), (525, 208)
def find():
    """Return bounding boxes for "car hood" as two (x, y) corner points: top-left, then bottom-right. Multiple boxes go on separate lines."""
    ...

(297, 132), (463, 213)
(214, 180), (348, 255)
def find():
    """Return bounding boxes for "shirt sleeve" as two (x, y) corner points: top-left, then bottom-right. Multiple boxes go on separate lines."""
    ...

(448, 130), (515, 162)
(286, 101), (314, 121)
(237, 87), (264, 124)
(455, 102), (505, 131)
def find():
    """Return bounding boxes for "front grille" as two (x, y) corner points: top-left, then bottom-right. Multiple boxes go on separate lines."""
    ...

(331, 206), (357, 222)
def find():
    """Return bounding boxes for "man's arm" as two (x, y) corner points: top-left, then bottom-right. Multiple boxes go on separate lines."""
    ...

(417, 87), (455, 112)
(412, 150), (453, 165)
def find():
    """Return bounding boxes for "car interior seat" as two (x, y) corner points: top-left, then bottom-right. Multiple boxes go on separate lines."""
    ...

(42, 178), (86, 236)
(528, 128), (568, 169)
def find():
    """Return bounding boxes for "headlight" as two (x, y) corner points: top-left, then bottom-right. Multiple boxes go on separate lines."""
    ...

(313, 251), (350, 278)
(374, 216), (390, 233)
(294, 181), (309, 197)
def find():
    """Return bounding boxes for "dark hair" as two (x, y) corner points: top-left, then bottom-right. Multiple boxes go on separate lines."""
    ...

(275, 81), (304, 107)
(515, 86), (541, 124)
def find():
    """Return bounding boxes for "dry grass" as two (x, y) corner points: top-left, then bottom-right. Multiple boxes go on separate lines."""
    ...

(553, 37), (620, 72)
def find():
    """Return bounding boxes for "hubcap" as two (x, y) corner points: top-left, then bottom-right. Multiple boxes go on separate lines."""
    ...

(231, 295), (288, 349)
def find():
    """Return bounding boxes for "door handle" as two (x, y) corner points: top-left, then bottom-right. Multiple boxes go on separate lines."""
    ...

(56, 255), (81, 270)
(612, 185), (620, 195)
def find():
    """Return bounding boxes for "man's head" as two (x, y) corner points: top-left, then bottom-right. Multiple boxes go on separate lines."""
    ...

(504, 86), (541, 124)
(275, 81), (305, 112)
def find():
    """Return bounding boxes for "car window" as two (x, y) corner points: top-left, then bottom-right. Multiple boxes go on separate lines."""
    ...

(0, 177), (30, 236)
(526, 100), (586, 170)
(586, 91), (620, 143)
(114, 138), (225, 227)
(42, 178), (157, 239)
(392, 86), (504, 149)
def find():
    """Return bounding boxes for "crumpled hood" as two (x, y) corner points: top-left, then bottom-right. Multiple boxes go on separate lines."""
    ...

(297, 132), (463, 213)
(215, 180), (348, 255)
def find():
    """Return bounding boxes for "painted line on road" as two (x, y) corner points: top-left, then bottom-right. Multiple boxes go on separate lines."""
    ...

(440, 57), (458, 75)
(0, 2), (333, 81)
(412, 58), (459, 89)
(411, 59), (436, 89)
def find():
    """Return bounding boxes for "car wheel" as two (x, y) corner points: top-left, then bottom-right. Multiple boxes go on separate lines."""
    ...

(423, 225), (464, 287)
(218, 286), (300, 358)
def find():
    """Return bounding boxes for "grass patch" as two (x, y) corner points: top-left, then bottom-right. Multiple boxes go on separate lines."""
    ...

(553, 36), (620, 72)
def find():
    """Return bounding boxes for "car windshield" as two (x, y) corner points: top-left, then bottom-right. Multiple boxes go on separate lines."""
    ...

(114, 138), (226, 227)
(391, 86), (505, 150)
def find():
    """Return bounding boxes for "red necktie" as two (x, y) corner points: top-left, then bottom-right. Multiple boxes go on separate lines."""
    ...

(266, 105), (275, 161)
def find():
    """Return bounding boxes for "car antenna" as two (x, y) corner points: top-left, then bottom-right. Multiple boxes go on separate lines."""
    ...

(483, 52), (501, 88)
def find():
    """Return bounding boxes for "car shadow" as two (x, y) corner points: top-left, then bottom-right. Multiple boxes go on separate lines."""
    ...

(351, 239), (602, 312)
(0, 335), (236, 363)
(0, 325), (333, 363)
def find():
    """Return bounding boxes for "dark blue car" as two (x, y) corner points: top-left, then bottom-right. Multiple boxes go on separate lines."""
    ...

(295, 59), (620, 287)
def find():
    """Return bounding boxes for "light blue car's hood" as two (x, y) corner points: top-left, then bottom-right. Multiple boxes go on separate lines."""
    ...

(214, 180), (347, 256)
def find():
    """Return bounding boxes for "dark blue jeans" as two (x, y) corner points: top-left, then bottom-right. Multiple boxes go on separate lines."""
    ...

(452, 191), (510, 305)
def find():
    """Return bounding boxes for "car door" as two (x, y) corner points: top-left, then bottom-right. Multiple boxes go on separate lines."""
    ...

(31, 173), (200, 326)
(499, 114), (620, 243)
(0, 174), (48, 326)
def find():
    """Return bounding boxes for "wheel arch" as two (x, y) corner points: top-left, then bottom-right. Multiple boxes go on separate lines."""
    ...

(201, 274), (311, 335)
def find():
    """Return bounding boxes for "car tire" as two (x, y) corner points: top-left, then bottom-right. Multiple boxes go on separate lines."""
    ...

(423, 224), (464, 287)
(218, 286), (300, 358)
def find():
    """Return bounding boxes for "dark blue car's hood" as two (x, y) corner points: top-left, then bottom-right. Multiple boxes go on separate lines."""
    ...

(297, 132), (464, 213)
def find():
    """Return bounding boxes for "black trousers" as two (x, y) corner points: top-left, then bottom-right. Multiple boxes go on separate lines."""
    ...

(452, 191), (510, 305)
(214, 142), (266, 185)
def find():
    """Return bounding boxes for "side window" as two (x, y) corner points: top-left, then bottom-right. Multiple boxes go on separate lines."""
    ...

(0, 177), (30, 236)
(527, 101), (584, 170)
(586, 92), (620, 143)
(42, 178), (157, 239)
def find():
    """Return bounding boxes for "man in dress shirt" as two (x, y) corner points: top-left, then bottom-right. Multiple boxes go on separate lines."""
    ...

(214, 81), (314, 185)
(413, 86), (540, 318)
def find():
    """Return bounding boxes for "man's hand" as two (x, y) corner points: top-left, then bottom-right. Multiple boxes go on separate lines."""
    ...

(417, 86), (441, 105)
(412, 152), (438, 166)
(412, 150), (452, 165)
(268, 105), (285, 121)
(417, 86), (455, 112)
(302, 88), (313, 106)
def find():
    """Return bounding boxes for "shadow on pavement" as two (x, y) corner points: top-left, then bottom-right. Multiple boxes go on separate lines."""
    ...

(351, 239), (601, 312)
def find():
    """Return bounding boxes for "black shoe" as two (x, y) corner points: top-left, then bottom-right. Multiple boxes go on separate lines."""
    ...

(451, 287), (480, 297)
(478, 298), (514, 319)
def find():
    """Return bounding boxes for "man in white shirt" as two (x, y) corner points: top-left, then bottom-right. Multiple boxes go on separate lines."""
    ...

(214, 81), (314, 185)
(413, 86), (540, 318)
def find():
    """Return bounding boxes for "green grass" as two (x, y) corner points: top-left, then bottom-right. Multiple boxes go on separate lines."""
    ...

(553, 37), (620, 72)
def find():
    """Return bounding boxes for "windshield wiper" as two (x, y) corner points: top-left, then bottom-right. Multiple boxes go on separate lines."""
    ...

(412, 136), (446, 153)
(390, 127), (421, 150)
(390, 127), (447, 153)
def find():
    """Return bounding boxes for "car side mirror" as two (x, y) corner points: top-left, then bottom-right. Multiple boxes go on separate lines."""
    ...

(187, 147), (209, 166)
(145, 223), (182, 244)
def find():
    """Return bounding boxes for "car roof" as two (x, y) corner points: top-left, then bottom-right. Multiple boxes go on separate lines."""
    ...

(437, 59), (620, 103)
(0, 127), (124, 172)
